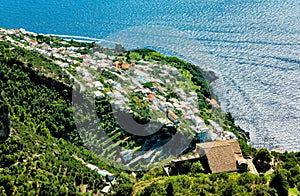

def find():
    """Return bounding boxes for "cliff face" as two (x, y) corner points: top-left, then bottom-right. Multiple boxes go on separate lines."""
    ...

(0, 93), (10, 143)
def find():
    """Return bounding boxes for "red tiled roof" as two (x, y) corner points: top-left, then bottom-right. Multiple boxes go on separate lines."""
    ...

(168, 111), (178, 120)
(147, 94), (155, 99)
(121, 63), (130, 69)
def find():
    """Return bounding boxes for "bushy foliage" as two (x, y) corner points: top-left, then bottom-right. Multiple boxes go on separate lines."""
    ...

(0, 41), (118, 194)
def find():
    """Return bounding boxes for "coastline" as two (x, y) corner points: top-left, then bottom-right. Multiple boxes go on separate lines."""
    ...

(1, 27), (293, 153)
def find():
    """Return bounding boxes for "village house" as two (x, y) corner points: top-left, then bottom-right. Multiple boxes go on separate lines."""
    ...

(158, 101), (167, 112)
(165, 79), (171, 85)
(157, 95), (166, 102)
(147, 93), (155, 102)
(189, 91), (198, 98)
(209, 120), (223, 136)
(170, 68), (179, 76)
(223, 131), (238, 140)
(86, 163), (115, 194)
(112, 90), (123, 100)
(106, 91), (113, 98)
(195, 125), (209, 142)
(94, 91), (105, 99)
(165, 140), (249, 175)
(165, 102), (174, 109)
(206, 98), (219, 107)
(113, 59), (130, 70)
(94, 51), (107, 59)
(61, 63), (69, 68)
(86, 163), (114, 179)
(112, 100), (123, 110)
(106, 79), (117, 87)
(187, 96), (197, 105)
(195, 139), (248, 173)
(167, 110), (180, 124)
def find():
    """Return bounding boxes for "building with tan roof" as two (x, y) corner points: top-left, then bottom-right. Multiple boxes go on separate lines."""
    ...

(195, 139), (248, 173)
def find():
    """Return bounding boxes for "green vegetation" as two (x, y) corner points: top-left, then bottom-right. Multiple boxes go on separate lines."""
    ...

(67, 40), (96, 50)
(93, 97), (177, 154)
(35, 34), (66, 48)
(0, 93), (10, 142)
(129, 172), (277, 196)
(125, 49), (211, 100)
(143, 82), (153, 88)
(270, 151), (300, 196)
(0, 41), (119, 195)
(129, 92), (151, 124)
(125, 49), (210, 104)
(0, 36), (299, 196)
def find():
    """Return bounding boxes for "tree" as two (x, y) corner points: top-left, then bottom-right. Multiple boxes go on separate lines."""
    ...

(190, 161), (204, 173)
(166, 182), (174, 196)
(143, 82), (153, 88)
(254, 149), (272, 163)
(252, 185), (278, 196)
(270, 169), (289, 196)
(238, 173), (256, 185)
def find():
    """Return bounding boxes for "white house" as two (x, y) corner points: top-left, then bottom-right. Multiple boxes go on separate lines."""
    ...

(92, 81), (104, 90)
(86, 163), (100, 172)
(106, 79), (117, 86)
(209, 120), (224, 135)
(61, 63), (69, 68)
(101, 185), (111, 193)
(170, 68), (179, 76)
(189, 91), (198, 98)
(94, 91), (105, 99)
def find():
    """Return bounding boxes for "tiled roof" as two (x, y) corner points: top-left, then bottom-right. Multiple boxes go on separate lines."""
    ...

(121, 63), (130, 69)
(147, 93), (155, 99)
(196, 140), (243, 173)
(204, 145), (237, 173)
(168, 111), (178, 120)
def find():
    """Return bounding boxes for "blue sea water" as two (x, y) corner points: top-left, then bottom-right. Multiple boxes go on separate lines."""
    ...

(1, 0), (299, 151)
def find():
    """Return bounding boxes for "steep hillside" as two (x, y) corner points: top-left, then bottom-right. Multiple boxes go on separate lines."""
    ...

(0, 93), (10, 142)
(0, 33), (299, 196)
(0, 41), (120, 195)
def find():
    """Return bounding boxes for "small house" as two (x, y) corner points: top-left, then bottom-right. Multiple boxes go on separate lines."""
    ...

(106, 79), (117, 87)
(195, 127), (209, 142)
(92, 81), (104, 90)
(101, 185), (111, 194)
(206, 98), (219, 107)
(94, 91), (105, 99)
(167, 110), (180, 124)
(113, 59), (130, 70)
(209, 120), (223, 135)
(147, 93), (155, 101)
(195, 140), (248, 173)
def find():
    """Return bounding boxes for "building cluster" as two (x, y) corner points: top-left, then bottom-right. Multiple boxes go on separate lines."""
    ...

(1, 28), (249, 174)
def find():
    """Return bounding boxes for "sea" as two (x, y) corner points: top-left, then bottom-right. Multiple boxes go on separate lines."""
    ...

(1, 0), (299, 152)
